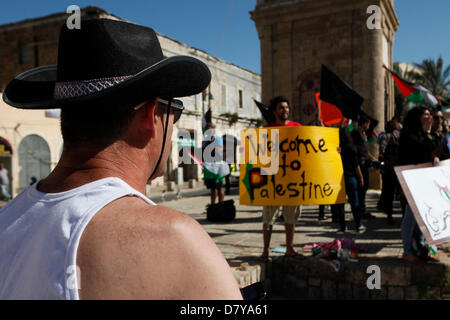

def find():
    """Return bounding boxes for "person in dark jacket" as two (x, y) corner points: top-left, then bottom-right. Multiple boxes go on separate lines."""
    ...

(351, 115), (376, 220)
(330, 119), (366, 233)
(378, 119), (402, 225)
(399, 106), (441, 265)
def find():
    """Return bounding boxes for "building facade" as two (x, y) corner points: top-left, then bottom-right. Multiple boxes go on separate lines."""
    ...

(0, 6), (261, 197)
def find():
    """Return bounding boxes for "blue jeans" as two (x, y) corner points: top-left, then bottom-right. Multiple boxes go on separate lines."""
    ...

(332, 175), (362, 230)
(357, 164), (369, 215)
(1, 184), (10, 200)
(345, 175), (361, 228)
(401, 204), (424, 255)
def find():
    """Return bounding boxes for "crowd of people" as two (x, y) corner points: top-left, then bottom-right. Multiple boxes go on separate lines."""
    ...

(397, 107), (449, 265)
(258, 96), (449, 265)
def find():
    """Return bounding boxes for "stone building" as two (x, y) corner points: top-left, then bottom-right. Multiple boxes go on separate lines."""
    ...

(0, 6), (261, 197)
(250, 0), (399, 135)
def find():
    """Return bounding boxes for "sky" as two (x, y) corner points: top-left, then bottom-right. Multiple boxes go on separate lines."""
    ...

(0, 0), (448, 75)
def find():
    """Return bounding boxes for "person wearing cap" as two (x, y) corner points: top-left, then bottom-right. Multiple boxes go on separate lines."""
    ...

(0, 19), (242, 300)
(260, 96), (304, 261)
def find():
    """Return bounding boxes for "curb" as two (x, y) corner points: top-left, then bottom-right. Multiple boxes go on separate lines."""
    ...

(149, 186), (239, 204)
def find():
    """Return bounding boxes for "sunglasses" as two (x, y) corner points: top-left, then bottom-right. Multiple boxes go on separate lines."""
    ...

(134, 98), (184, 124)
(433, 115), (444, 120)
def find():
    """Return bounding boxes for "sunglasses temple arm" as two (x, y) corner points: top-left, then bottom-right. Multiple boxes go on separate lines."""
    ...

(149, 100), (171, 180)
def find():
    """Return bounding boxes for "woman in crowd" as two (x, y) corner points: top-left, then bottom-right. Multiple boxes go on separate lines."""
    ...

(398, 106), (441, 265)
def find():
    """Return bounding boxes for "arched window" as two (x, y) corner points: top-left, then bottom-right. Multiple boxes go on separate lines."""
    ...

(18, 134), (51, 192)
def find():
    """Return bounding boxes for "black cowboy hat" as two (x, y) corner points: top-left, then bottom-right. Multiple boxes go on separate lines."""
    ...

(2, 19), (211, 109)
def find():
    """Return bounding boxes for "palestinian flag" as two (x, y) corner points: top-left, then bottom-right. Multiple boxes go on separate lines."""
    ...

(241, 164), (268, 203)
(383, 64), (438, 107)
(202, 161), (230, 182)
(187, 150), (204, 168)
(187, 150), (230, 182)
(442, 97), (450, 110)
(347, 123), (357, 133)
(320, 65), (364, 120)
(367, 129), (378, 143)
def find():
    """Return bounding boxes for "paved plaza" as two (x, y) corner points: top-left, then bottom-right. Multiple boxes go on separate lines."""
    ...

(156, 187), (414, 266)
(2, 185), (448, 267)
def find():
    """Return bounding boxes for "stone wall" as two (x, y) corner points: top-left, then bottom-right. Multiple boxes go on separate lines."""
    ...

(269, 255), (450, 300)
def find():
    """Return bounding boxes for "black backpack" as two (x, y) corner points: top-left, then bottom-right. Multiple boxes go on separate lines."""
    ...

(206, 200), (236, 222)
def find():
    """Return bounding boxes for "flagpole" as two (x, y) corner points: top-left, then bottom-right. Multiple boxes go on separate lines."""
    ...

(314, 92), (324, 126)
(318, 100), (324, 126)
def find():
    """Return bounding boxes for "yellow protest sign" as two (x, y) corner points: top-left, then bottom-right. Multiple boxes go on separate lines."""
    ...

(239, 126), (346, 205)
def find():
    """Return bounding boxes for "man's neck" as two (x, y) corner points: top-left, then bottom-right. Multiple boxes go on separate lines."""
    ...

(274, 119), (290, 126)
(37, 142), (152, 194)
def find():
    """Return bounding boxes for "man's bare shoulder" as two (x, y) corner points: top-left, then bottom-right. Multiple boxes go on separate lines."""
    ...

(77, 196), (242, 300)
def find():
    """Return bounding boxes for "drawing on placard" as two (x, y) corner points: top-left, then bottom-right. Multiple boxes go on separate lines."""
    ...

(396, 163), (450, 245)
(422, 169), (450, 237)
(423, 200), (450, 237)
(434, 178), (450, 204)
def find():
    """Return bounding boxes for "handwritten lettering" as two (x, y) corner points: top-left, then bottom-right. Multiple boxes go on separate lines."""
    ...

(240, 127), (344, 205)
(257, 170), (333, 201)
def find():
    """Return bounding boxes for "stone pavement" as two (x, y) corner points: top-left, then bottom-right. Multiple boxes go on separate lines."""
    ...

(160, 187), (406, 262)
(157, 187), (450, 290)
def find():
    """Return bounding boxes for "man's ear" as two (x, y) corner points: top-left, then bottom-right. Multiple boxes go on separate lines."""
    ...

(141, 98), (158, 138)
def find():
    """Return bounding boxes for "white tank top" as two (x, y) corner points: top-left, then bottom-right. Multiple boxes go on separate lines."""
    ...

(0, 177), (155, 300)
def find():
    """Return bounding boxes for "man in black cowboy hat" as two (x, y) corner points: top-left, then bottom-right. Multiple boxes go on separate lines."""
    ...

(0, 19), (242, 300)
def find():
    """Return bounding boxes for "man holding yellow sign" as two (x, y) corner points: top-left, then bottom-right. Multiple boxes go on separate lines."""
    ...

(240, 97), (346, 261)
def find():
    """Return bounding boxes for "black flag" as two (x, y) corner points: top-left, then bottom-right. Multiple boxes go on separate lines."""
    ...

(253, 99), (276, 124)
(320, 65), (363, 120)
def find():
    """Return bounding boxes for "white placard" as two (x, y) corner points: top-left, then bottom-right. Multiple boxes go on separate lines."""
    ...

(396, 162), (450, 245)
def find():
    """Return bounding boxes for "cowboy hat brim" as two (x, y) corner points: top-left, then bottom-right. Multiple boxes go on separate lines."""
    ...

(3, 55), (211, 109)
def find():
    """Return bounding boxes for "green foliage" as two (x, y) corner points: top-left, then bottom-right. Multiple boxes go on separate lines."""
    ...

(250, 118), (263, 127)
(220, 112), (240, 126)
(410, 56), (450, 97)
